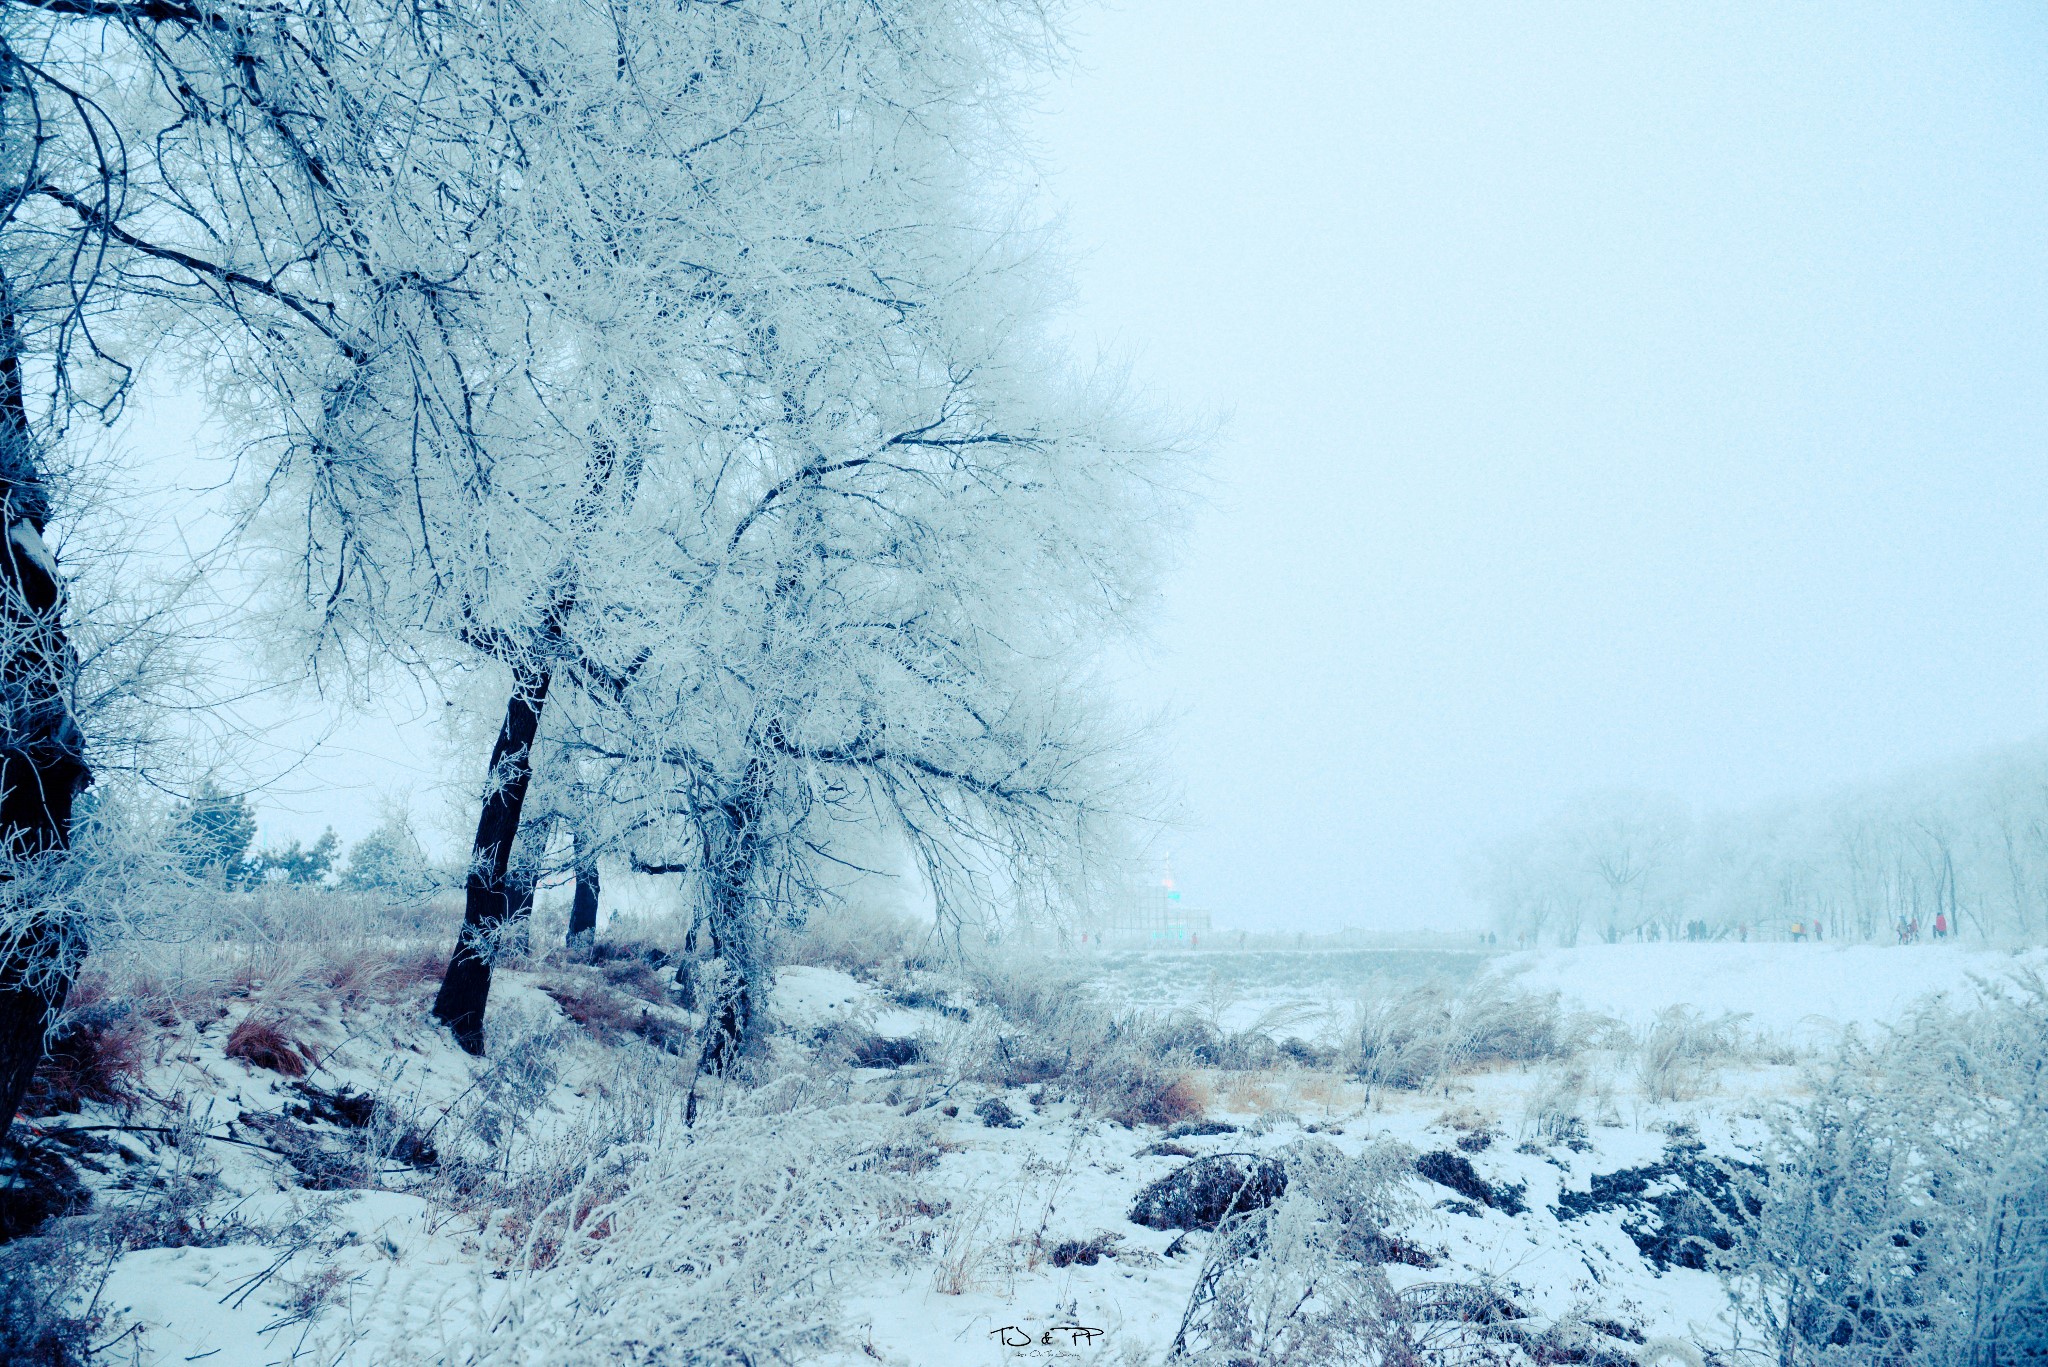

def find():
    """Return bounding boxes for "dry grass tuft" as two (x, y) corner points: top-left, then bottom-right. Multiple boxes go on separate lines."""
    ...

(20, 1006), (145, 1118)
(1220, 1072), (1280, 1114)
(225, 1015), (317, 1077)
(1110, 1073), (1208, 1129)
(1352, 980), (1571, 1093)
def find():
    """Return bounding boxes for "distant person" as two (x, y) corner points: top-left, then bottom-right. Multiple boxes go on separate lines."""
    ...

(1791, 920), (1805, 943)
(1908, 916), (1920, 943)
(1897, 916), (1910, 945)
(1933, 912), (1948, 940)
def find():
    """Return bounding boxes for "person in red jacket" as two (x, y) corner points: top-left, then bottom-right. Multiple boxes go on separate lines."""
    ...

(1933, 911), (1949, 940)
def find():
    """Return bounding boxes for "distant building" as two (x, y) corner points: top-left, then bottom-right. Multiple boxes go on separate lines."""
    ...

(1090, 857), (1212, 945)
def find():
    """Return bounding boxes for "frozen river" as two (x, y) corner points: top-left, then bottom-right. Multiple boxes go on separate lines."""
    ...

(1078, 946), (1493, 1027)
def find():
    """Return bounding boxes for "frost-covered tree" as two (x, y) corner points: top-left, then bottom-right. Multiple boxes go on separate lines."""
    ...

(1478, 740), (2048, 947)
(0, 7), (132, 1137)
(249, 826), (338, 886)
(181, 0), (1178, 1056)
(336, 807), (432, 898)
(0, 0), (1174, 1077)
(0, 0), (421, 1134)
(167, 778), (254, 884)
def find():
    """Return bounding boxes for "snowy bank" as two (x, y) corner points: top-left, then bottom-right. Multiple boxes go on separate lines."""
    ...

(1488, 942), (2048, 1037)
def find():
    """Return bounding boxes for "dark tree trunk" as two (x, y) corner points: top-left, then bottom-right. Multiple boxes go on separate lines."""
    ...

(0, 306), (90, 1141)
(566, 832), (598, 953)
(431, 668), (551, 1054)
(697, 768), (765, 1076)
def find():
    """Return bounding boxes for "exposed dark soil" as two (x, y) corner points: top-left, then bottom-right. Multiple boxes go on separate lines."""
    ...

(1128, 1153), (1287, 1231)
(1553, 1137), (1760, 1271)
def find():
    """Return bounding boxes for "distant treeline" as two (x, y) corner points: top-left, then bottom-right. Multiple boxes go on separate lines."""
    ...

(1473, 740), (2048, 946)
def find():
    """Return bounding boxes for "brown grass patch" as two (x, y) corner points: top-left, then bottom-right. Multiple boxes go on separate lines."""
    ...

(1110, 1073), (1208, 1129)
(20, 1011), (145, 1117)
(225, 1016), (317, 1077)
(538, 975), (688, 1053)
(389, 943), (452, 988)
(1291, 1072), (1360, 1114)
(1219, 1072), (1279, 1113)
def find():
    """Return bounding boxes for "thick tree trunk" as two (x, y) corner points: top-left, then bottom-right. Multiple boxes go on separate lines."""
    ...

(0, 308), (90, 1141)
(566, 831), (598, 952)
(697, 770), (765, 1076)
(431, 668), (551, 1054)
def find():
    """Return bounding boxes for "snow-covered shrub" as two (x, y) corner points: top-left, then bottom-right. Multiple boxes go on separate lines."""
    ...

(1153, 1001), (1331, 1071)
(1728, 972), (2048, 1365)
(1167, 1139), (1419, 1366)
(16, 977), (144, 1117)
(319, 1080), (918, 1366)
(1521, 1063), (1594, 1148)
(0, 1224), (109, 1365)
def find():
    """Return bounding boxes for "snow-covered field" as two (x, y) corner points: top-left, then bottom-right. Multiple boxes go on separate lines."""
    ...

(8, 930), (2039, 1366)
(1082, 939), (2044, 1044)
(1493, 941), (2048, 1037)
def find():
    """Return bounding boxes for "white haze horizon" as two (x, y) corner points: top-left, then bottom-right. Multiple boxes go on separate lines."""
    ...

(108, 1), (2048, 934)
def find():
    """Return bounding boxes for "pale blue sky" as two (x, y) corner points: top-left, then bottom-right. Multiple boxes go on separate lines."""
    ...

(1028, 2), (2048, 928)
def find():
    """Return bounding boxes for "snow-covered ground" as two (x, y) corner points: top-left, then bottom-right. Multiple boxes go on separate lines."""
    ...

(1492, 941), (2048, 1037)
(10, 938), (2030, 1366)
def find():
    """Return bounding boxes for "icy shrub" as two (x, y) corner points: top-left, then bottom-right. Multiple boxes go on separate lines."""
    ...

(1635, 1005), (1752, 1103)
(946, 950), (1224, 1124)
(0, 1229), (106, 1366)
(775, 903), (931, 991)
(1109, 1073), (1207, 1129)
(0, 1136), (91, 1241)
(321, 1080), (914, 1367)
(1149, 1002), (1329, 1072)
(843, 1031), (921, 1069)
(1727, 973), (2048, 1365)
(225, 1013), (318, 1076)
(1048, 1231), (1123, 1267)
(1166, 1140), (1420, 1366)
(1522, 1062), (1594, 1148)
(1167, 1118), (1241, 1138)
(1352, 979), (1570, 1093)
